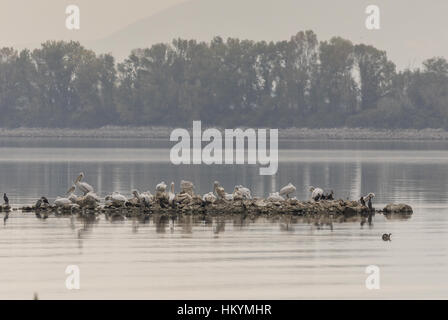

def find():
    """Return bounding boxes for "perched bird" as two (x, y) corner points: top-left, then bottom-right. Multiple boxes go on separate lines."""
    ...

(267, 192), (285, 202)
(180, 180), (195, 195)
(168, 182), (176, 207)
(361, 193), (375, 210)
(232, 187), (244, 201)
(214, 182), (233, 200)
(54, 197), (73, 208)
(156, 182), (167, 193)
(235, 185), (252, 199)
(360, 196), (366, 206)
(141, 191), (154, 203)
(105, 192), (127, 207)
(35, 197), (50, 209)
(279, 183), (296, 199)
(202, 192), (217, 203)
(214, 181), (226, 200)
(3, 193), (9, 205)
(71, 172), (94, 195)
(309, 186), (324, 201)
(323, 190), (334, 200)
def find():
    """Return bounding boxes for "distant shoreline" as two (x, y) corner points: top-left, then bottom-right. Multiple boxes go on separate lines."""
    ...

(1, 126), (448, 140)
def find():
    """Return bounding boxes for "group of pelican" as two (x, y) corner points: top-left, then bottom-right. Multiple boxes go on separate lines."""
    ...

(48, 173), (374, 210)
(53, 173), (100, 209)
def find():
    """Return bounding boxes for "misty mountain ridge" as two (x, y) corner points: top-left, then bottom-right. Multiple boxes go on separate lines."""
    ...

(90, 0), (448, 70)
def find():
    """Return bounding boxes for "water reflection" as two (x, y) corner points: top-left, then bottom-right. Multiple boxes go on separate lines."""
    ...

(0, 138), (447, 299)
(22, 211), (414, 237)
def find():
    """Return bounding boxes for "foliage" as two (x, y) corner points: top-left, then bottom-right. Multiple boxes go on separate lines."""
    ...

(0, 33), (447, 129)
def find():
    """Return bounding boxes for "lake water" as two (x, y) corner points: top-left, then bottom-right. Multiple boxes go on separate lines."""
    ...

(0, 137), (447, 299)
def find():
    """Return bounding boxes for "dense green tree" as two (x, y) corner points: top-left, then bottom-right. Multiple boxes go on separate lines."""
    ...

(0, 33), (448, 129)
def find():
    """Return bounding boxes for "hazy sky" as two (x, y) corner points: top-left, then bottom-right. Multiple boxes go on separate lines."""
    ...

(1, 0), (447, 69)
(0, 0), (188, 46)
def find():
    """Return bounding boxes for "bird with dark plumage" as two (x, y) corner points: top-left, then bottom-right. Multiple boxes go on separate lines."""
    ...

(360, 196), (366, 206)
(382, 233), (392, 241)
(3, 193), (9, 205)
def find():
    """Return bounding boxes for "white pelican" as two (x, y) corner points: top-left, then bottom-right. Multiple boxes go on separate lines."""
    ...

(54, 197), (72, 208)
(202, 192), (217, 203)
(131, 189), (152, 206)
(309, 186), (324, 201)
(105, 192), (127, 207)
(180, 180), (195, 195)
(168, 182), (176, 206)
(156, 182), (167, 193)
(235, 185), (252, 199)
(76, 192), (100, 208)
(141, 191), (154, 206)
(84, 191), (100, 203)
(66, 185), (78, 203)
(232, 187), (244, 201)
(267, 192), (284, 202)
(68, 193), (79, 204)
(214, 181), (225, 198)
(279, 183), (296, 198)
(224, 193), (234, 201)
(71, 172), (94, 195)
(214, 181), (233, 200)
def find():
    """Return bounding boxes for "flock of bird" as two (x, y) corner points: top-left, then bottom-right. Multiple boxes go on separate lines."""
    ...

(13, 172), (376, 211)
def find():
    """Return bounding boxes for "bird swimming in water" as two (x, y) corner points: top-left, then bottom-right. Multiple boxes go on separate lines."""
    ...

(309, 186), (324, 201)
(382, 233), (392, 241)
(279, 183), (296, 199)
(3, 193), (9, 205)
(71, 172), (94, 195)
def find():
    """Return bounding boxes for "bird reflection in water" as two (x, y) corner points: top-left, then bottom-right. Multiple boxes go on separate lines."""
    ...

(28, 211), (411, 237)
(360, 211), (374, 229)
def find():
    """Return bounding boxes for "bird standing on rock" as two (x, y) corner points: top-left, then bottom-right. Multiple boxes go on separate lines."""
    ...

(3, 193), (9, 205)
(71, 172), (94, 195)
(361, 193), (375, 210)
(309, 186), (324, 201)
(279, 183), (296, 199)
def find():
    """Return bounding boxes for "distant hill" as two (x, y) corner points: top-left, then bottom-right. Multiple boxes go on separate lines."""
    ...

(90, 0), (448, 69)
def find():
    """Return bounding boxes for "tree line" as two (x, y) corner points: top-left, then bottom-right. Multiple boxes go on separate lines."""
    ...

(1, 30), (448, 129)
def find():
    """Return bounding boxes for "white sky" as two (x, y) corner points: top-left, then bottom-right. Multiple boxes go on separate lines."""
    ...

(0, 0), (188, 46)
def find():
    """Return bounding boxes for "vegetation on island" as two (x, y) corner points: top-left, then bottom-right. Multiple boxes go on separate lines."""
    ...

(1, 30), (448, 129)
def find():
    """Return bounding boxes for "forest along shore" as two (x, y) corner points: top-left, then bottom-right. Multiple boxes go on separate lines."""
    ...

(1, 127), (448, 140)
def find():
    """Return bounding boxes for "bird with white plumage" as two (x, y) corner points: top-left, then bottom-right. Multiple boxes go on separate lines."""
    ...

(279, 183), (296, 198)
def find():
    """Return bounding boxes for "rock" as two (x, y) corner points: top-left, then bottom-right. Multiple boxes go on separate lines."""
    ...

(383, 203), (413, 214)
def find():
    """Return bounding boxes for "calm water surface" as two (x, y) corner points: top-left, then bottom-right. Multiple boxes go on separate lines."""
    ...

(0, 138), (447, 299)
